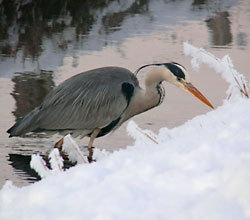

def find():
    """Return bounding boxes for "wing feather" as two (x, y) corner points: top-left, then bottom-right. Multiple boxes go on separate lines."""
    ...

(36, 67), (138, 131)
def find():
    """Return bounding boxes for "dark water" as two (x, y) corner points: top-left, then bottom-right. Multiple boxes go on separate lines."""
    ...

(0, 0), (250, 186)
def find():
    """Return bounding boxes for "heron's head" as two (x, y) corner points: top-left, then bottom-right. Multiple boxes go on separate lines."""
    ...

(136, 62), (214, 109)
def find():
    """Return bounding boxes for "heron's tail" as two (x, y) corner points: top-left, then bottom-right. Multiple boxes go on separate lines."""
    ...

(7, 108), (41, 137)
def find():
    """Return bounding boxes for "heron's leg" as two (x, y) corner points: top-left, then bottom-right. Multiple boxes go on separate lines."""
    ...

(88, 128), (101, 163)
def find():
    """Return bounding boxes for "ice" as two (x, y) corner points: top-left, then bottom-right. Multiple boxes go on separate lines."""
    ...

(1, 44), (250, 220)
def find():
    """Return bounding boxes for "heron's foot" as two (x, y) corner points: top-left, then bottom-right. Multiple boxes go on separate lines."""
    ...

(87, 156), (96, 163)
(87, 146), (96, 163)
(54, 138), (64, 150)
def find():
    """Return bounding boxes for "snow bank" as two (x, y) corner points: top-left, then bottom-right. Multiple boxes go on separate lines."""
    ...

(1, 44), (250, 220)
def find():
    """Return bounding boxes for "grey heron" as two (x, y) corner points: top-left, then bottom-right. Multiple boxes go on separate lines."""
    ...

(7, 62), (213, 162)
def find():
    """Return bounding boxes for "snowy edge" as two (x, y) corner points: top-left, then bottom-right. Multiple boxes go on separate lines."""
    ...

(0, 43), (250, 220)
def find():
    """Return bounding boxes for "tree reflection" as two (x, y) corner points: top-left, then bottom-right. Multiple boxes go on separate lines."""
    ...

(0, 0), (117, 60)
(192, 0), (208, 8)
(0, 0), (236, 61)
(102, 0), (149, 34)
(11, 71), (55, 120)
(206, 12), (232, 47)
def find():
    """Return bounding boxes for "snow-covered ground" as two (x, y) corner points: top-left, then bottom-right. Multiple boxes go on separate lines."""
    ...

(1, 43), (250, 220)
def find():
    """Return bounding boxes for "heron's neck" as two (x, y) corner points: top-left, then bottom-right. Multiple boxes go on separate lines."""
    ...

(124, 82), (163, 120)
(122, 68), (168, 121)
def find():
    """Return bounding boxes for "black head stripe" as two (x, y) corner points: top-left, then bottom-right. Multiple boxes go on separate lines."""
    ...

(134, 62), (186, 79)
(164, 62), (185, 79)
(171, 62), (186, 69)
(135, 64), (155, 75)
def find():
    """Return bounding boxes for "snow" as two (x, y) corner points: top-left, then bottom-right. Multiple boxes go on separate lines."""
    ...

(183, 42), (249, 101)
(62, 134), (88, 164)
(1, 44), (250, 220)
(30, 149), (65, 178)
(48, 149), (64, 172)
(30, 154), (51, 178)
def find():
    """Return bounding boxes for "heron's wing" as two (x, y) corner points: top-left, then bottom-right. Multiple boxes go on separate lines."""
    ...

(37, 67), (138, 131)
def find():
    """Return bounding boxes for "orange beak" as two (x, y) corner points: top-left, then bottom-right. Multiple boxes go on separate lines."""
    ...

(185, 83), (214, 109)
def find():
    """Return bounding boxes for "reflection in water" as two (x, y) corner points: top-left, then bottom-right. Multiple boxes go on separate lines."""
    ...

(192, 0), (208, 9)
(237, 32), (248, 48)
(206, 11), (232, 47)
(11, 71), (54, 120)
(192, 0), (208, 5)
(0, 0), (117, 60)
(102, 0), (149, 34)
(8, 153), (76, 184)
(0, 0), (234, 62)
(8, 154), (41, 183)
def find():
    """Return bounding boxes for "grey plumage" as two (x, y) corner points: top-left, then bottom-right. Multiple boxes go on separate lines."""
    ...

(8, 67), (139, 137)
(7, 62), (213, 161)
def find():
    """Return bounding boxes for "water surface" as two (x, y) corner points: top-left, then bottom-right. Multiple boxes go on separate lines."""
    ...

(0, 0), (250, 186)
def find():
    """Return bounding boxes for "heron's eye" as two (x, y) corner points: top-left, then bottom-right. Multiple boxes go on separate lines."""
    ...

(164, 62), (185, 80)
(177, 77), (182, 81)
